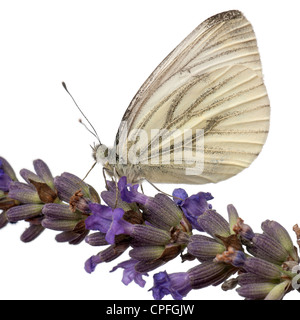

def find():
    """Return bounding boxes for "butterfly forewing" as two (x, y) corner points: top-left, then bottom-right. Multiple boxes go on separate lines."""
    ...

(114, 10), (270, 184)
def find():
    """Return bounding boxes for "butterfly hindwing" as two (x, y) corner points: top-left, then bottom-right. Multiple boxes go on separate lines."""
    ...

(114, 10), (270, 184)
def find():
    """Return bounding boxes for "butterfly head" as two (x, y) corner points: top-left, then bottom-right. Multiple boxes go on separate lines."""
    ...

(92, 143), (110, 166)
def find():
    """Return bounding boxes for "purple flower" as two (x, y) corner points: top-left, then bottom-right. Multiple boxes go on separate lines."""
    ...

(106, 208), (134, 244)
(84, 254), (103, 273)
(0, 171), (12, 192)
(151, 271), (192, 300)
(1, 159), (60, 241)
(173, 189), (213, 231)
(86, 204), (114, 233)
(172, 188), (188, 206)
(86, 203), (134, 244)
(85, 242), (131, 274)
(118, 176), (148, 205)
(0, 158), (15, 192)
(101, 180), (132, 212)
(110, 259), (149, 288)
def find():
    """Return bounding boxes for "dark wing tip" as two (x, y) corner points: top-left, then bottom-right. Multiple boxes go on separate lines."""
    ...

(204, 10), (244, 28)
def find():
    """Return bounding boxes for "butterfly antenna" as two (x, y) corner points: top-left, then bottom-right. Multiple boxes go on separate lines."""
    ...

(62, 81), (102, 145)
(78, 119), (99, 140)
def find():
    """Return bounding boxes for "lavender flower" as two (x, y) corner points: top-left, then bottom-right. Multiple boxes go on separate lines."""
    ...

(4, 159), (58, 241)
(152, 205), (246, 300)
(42, 172), (101, 244)
(84, 177), (193, 279)
(235, 221), (300, 300)
(151, 271), (192, 300)
(1, 156), (300, 300)
(151, 261), (236, 300)
(0, 159), (14, 192)
(173, 188), (213, 231)
(110, 259), (149, 288)
(1, 159), (101, 244)
(152, 204), (300, 300)
(0, 157), (19, 228)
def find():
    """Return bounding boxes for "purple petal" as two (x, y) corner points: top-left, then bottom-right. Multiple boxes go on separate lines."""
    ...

(85, 245), (128, 273)
(105, 208), (134, 244)
(231, 250), (247, 268)
(110, 259), (148, 288)
(85, 204), (114, 233)
(0, 159), (13, 191)
(172, 188), (188, 205)
(118, 176), (148, 205)
(0, 173), (12, 192)
(84, 255), (103, 274)
(151, 271), (191, 300)
(180, 192), (213, 231)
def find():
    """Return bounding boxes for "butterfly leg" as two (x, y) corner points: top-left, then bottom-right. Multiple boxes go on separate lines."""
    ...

(113, 166), (119, 209)
(102, 167), (110, 190)
(82, 161), (97, 181)
(143, 179), (176, 199)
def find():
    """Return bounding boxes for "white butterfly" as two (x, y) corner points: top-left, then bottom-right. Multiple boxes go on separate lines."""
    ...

(94, 10), (270, 184)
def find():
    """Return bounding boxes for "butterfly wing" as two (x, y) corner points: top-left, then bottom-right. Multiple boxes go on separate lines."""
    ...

(115, 10), (270, 184)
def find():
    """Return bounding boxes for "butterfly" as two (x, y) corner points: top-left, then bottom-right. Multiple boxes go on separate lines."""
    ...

(93, 10), (270, 185)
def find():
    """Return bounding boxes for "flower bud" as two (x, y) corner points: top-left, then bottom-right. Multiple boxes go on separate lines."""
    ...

(198, 210), (231, 242)
(187, 234), (225, 261)
(262, 220), (298, 261)
(264, 280), (290, 300)
(237, 282), (277, 300)
(243, 257), (282, 280)
(7, 204), (44, 222)
(252, 233), (289, 264)
(129, 246), (165, 261)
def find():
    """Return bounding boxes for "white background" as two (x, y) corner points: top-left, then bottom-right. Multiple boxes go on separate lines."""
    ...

(1, 0), (300, 300)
